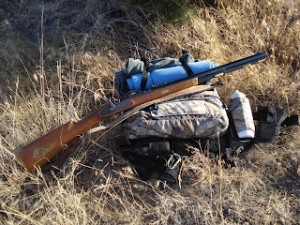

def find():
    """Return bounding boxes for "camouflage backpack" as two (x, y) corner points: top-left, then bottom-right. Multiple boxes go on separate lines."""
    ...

(115, 53), (229, 187)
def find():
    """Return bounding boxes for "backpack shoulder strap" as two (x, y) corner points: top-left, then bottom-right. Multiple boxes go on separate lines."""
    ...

(140, 57), (149, 91)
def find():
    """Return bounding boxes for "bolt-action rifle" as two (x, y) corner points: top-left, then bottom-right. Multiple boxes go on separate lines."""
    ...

(15, 51), (267, 172)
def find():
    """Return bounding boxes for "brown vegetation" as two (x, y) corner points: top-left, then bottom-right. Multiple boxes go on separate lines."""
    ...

(0, 0), (299, 224)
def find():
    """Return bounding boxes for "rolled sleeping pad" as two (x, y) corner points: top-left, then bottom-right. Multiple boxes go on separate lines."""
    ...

(126, 60), (219, 91)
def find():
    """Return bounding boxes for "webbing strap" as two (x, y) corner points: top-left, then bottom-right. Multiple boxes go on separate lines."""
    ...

(281, 115), (299, 126)
(140, 58), (149, 91)
(179, 57), (194, 77)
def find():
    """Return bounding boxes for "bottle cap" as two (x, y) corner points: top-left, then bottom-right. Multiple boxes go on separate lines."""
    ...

(230, 90), (245, 99)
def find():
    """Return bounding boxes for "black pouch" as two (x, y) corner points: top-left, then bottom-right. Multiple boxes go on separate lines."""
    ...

(256, 106), (287, 143)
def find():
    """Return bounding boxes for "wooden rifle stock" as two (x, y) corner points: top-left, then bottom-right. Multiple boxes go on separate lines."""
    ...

(15, 51), (267, 172)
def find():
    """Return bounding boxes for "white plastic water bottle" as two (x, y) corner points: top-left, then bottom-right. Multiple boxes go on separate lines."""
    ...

(229, 90), (255, 139)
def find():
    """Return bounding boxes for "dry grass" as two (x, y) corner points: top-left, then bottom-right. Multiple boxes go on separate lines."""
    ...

(0, 0), (300, 224)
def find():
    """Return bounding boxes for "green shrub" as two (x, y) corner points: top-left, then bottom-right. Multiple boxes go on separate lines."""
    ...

(127, 0), (196, 24)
